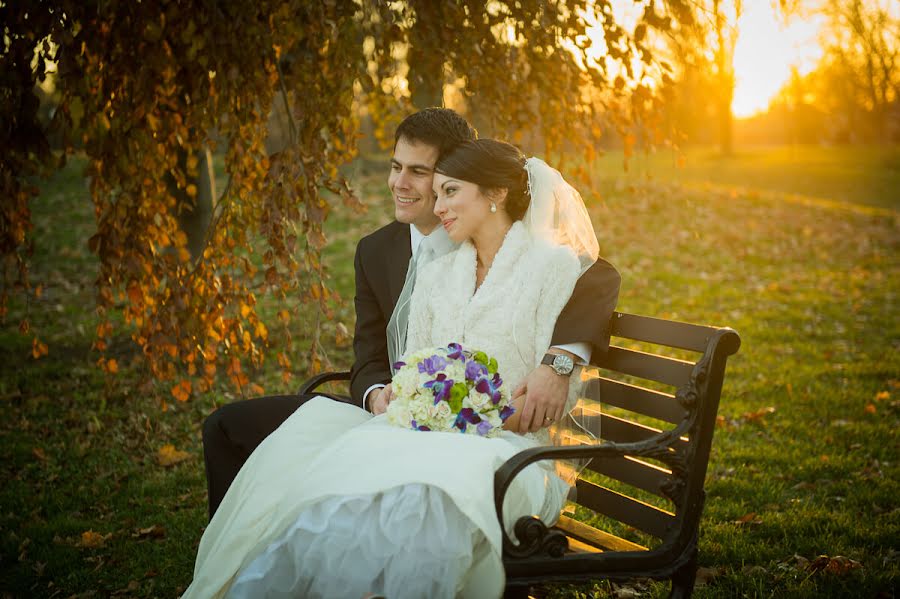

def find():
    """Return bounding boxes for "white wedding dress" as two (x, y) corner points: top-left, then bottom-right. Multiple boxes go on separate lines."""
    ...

(184, 222), (581, 599)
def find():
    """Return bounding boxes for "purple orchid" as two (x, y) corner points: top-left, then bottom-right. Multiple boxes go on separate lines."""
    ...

(392, 360), (406, 370)
(418, 354), (448, 375)
(476, 420), (494, 436)
(454, 407), (482, 432)
(424, 373), (453, 404)
(410, 419), (431, 432)
(465, 359), (488, 382)
(475, 372), (504, 405)
(447, 342), (465, 361)
(499, 405), (516, 422)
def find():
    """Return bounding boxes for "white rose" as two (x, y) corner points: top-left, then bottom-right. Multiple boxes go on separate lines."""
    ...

(433, 400), (452, 420)
(468, 390), (492, 412)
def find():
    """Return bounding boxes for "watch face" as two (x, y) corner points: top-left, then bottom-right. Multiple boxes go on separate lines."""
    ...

(552, 354), (574, 375)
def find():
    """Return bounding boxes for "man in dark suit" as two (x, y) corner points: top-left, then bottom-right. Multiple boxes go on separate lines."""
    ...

(202, 108), (620, 519)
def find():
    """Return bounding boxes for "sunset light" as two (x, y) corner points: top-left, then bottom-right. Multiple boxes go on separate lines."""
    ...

(731, 2), (824, 118)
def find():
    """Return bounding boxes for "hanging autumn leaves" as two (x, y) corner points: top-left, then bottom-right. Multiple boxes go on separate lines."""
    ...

(1, 0), (687, 402)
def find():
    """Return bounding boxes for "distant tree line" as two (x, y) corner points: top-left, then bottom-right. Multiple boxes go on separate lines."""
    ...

(661, 0), (899, 148)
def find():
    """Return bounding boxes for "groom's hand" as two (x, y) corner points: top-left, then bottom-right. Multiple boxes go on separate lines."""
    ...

(368, 384), (394, 415)
(512, 366), (568, 433)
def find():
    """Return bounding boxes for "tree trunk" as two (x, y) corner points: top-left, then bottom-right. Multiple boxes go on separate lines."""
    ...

(407, 43), (444, 110)
(170, 146), (214, 261)
(407, 1), (446, 110)
(713, 0), (736, 155)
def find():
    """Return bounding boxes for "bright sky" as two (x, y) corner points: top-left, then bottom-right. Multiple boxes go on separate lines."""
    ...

(577, 1), (827, 119)
(732, 2), (824, 118)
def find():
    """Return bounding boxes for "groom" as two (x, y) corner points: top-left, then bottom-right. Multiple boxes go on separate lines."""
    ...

(202, 108), (620, 518)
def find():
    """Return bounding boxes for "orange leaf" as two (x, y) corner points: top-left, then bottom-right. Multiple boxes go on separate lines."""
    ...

(127, 283), (142, 305)
(249, 383), (265, 396)
(743, 407), (775, 422)
(78, 530), (111, 548)
(171, 380), (192, 402)
(32, 447), (47, 462)
(254, 321), (268, 341)
(32, 337), (48, 359)
(156, 444), (190, 467)
(874, 390), (890, 402)
(864, 403), (876, 414)
(107, 359), (119, 374)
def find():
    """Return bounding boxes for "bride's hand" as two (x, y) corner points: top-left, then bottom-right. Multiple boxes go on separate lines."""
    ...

(368, 384), (395, 415)
(511, 367), (568, 433)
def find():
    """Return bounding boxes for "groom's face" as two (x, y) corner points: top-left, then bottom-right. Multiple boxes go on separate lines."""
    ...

(389, 137), (441, 235)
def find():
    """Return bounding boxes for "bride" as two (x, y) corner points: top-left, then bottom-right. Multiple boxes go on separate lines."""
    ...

(183, 139), (600, 598)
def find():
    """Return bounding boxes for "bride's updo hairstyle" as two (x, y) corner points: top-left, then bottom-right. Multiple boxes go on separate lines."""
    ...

(434, 139), (531, 221)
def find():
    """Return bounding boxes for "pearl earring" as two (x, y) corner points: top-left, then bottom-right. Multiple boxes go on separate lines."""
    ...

(490, 201), (497, 213)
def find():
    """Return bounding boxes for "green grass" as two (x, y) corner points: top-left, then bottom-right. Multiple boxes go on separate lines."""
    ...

(594, 144), (900, 212)
(1, 146), (898, 597)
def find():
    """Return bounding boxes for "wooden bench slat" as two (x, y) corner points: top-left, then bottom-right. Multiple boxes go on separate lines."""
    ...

(582, 411), (688, 450)
(565, 535), (600, 553)
(556, 514), (647, 552)
(574, 479), (675, 539)
(610, 312), (719, 353)
(589, 377), (686, 424)
(595, 346), (694, 388)
(585, 455), (672, 498)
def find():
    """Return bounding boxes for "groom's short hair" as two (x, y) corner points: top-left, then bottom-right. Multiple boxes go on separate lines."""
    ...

(394, 108), (477, 158)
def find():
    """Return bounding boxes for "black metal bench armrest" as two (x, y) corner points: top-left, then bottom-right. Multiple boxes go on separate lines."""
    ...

(296, 370), (351, 396)
(494, 432), (688, 554)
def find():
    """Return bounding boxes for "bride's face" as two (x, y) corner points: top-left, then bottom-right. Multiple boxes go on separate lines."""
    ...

(432, 173), (493, 243)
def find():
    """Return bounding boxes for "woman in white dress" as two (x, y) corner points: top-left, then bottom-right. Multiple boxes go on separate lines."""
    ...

(183, 139), (600, 599)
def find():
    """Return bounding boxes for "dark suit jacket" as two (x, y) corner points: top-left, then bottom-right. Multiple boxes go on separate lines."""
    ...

(350, 220), (621, 406)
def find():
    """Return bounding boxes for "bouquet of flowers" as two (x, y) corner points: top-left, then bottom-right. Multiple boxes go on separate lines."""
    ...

(386, 342), (515, 437)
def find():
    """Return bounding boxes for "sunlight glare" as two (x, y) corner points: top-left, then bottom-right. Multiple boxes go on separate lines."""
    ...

(732, 3), (823, 118)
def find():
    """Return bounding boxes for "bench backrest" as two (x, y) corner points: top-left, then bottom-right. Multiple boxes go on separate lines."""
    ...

(570, 311), (741, 550)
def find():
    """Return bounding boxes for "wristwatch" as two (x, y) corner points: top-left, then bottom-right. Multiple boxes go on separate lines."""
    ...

(541, 353), (575, 376)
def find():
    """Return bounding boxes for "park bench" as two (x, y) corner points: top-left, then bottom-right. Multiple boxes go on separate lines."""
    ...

(298, 311), (741, 598)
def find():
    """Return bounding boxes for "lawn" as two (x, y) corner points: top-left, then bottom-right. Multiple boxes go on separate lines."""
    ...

(596, 144), (900, 212)
(1, 145), (897, 597)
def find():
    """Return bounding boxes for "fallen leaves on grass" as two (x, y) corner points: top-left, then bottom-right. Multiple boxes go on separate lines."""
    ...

(610, 579), (651, 598)
(156, 444), (190, 467)
(112, 580), (140, 596)
(743, 406), (775, 423)
(807, 554), (863, 575)
(78, 530), (112, 548)
(694, 566), (721, 587)
(132, 524), (166, 540)
(32, 447), (47, 462)
(733, 512), (763, 526)
(776, 554), (863, 578)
